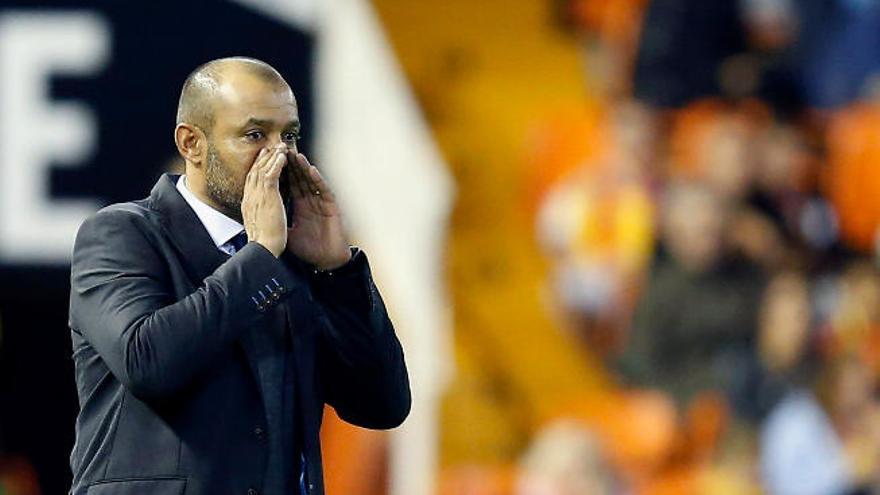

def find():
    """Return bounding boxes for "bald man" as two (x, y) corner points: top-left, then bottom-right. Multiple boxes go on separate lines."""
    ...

(68, 57), (410, 495)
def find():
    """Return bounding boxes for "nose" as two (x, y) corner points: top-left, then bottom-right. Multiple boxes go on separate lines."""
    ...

(277, 141), (298, 156)
(268, 142), (291, 160)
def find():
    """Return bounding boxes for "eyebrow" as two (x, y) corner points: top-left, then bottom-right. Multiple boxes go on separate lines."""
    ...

(239, 117), (301, 132)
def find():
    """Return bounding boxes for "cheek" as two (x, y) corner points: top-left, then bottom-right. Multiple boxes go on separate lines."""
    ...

(245, 148), (263, 168)
(223, 146), (259, 180)
(217, 135), (258, 165)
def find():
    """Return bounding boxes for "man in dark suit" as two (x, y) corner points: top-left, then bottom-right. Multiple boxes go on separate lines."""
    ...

(68, 57), (411, 495)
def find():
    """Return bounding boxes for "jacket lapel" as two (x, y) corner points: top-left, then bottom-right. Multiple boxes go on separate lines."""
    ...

(148, 174), (229, 283)
(146, 173), (265, 398)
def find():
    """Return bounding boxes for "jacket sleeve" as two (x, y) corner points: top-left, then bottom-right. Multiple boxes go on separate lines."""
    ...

(69, 208), (296, 401)
(304, 249), (411, 429)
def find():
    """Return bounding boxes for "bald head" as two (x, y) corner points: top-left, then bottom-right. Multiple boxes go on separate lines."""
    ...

(176, 57), (288, 134)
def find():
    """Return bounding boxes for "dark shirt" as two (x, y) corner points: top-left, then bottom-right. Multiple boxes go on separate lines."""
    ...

(617, 255), (765, 406)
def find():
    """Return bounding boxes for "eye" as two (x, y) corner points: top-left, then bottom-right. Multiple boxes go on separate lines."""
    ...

(282, 131), (301, 143)
(244, 130), (265, 141)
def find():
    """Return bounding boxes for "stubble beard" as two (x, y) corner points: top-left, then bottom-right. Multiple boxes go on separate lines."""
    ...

(205, 142), (245, 222)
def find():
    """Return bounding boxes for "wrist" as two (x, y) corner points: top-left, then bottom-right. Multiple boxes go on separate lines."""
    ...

(314, 249), (353, 271)
(311, 247), (363, 279)
(254, 238), (285, 258)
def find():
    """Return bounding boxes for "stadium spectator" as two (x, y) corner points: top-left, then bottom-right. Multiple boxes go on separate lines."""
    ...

(617, 182), (765, 409)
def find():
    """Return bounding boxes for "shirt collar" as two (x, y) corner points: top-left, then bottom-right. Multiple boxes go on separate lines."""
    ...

(176, 175), (244, 248)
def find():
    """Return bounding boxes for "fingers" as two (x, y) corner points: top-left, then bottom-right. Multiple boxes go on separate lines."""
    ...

(295, 153), (336, 202)
(306, 161), (331, 195)
(265, 150), (286, 183)
(246, 147), (271, 188)
(240, 146), (290, 256)
(287, 150), (311, 200)
(245, 148), (269, 185)
(295, 153), (315, 191)
(247, 146), (287, 189)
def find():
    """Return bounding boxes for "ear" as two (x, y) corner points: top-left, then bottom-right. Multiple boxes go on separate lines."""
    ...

(174, 123), (207, 167)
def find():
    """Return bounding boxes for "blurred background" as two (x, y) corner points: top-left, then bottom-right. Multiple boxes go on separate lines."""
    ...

(3, 0), (880, 494)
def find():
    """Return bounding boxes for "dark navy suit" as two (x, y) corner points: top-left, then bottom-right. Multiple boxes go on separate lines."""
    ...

(68, 174), (410, 495)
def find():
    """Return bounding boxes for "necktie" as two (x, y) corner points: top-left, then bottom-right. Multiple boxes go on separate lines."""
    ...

(226, 231), (248, 254)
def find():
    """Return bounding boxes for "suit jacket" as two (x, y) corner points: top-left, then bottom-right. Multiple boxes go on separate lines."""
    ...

(68, 174), (411, 495)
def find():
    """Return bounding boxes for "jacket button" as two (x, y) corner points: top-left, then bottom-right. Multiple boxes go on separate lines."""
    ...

(247, 489), (258, 495)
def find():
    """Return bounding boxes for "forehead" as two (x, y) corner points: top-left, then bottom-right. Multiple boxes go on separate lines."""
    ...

(212, 72), (298, 126)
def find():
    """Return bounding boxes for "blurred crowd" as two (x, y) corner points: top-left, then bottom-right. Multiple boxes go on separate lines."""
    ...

(508, 0), (880, 493)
